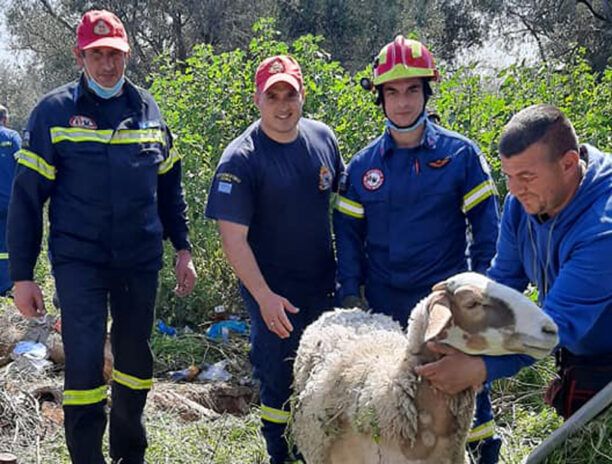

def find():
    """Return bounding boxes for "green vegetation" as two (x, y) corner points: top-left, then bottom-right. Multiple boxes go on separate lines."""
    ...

(150, 19), (611, 326)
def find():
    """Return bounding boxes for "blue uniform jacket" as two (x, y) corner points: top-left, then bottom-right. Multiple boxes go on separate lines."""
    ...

(485, 145), (612, 380)
(334, 120), (500, 300)
(0, 124), (21, 210)
(7, 76), (190, 280)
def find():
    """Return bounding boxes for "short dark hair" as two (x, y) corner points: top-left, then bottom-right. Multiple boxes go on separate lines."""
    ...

(375, 78), (432, 106)
(0, 105), (8, 122)
(499, 104), (579, 160)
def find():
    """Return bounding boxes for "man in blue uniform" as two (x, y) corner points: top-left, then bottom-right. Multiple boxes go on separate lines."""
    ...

(417, 104), (612, 420)
(8, 10), (196, 464)
(0, 104), (21, 295)
(333, 36), (501, 462)
(206, 55), (343, 464)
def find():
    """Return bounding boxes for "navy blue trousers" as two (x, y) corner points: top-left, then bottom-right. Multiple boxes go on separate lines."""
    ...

(55, 262), (157, 464)
(366, 280), (501, 464)
(241, 286), (332, 464)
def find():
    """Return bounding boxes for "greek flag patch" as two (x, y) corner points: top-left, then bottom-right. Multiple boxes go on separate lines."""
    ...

(218, 182), (233, 194)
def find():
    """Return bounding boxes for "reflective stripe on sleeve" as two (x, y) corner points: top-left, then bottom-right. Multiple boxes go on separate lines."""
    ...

(463, 180), (496, 213)
(63, 385), (108, 406)
(336, 195), (365, 219)
(15, 149), (56, 180)
(112, 369), (153, 390)
(260, 404), (290, 424)
(466, 419), (495, 443)
(0, 252), (8, 259)
(158, 148), (181, 175)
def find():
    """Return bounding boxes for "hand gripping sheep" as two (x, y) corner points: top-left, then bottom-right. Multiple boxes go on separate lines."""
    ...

(291, 272), (559, 464)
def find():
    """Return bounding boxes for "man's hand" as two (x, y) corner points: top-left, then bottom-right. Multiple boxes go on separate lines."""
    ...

(174, 249), (197, 297)
(341, 294), (368, 310)
(13, 281), (46, 318)
(255, 290), (299, 339)
(414, 341), (487, 395)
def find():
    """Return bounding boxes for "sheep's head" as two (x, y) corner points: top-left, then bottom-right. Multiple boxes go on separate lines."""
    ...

(423, 272), (558, 359)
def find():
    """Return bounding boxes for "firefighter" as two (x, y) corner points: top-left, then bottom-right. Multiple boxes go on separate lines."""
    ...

(7, 10), (196, 464)
(0, 104), (20, 296)
(205, 55), (343, 464)
(333, 36), (502, 463)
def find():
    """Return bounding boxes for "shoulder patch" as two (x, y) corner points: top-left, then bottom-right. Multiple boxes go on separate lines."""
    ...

(338, 172), (349, 194)
(428, 156), (451, 169)
(139, 119), (162, 129)
(319, 165), (332, 191)
(216, 172), (242, 184)
(362, 168), (384, 191)
(217, 182), (233, 194)
(22, 131), (30, 148)
(478, 153), (492, 176)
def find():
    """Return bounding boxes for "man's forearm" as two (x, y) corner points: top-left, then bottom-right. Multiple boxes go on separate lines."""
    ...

(218, 222), (270, 303)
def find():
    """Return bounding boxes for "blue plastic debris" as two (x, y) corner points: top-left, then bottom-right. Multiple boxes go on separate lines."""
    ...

(206, 320), (248, 342)
(156, 320), (177, 336)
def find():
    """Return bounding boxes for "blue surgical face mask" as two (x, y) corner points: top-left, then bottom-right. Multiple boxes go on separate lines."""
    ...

(86, 74), (125, 99)
(83, 59), (126, 99)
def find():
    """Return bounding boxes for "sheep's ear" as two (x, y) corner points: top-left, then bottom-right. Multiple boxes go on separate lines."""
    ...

(431, 279), (448, 292)
(424, 293), (452, 342)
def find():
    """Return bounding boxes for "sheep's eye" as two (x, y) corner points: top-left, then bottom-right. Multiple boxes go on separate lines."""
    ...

(465, 300), (480, 310)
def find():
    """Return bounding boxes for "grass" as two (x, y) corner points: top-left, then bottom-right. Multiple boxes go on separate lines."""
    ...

(1, 300), (611, 463)
(144, 409), (267, 464)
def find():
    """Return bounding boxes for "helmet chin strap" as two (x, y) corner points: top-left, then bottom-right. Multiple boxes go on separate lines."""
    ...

(380, 85), (430, 133)
(385, 111), (427, 133)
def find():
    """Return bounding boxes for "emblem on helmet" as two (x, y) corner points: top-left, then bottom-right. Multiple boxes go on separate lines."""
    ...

(93, 20), (111, 36)
(268, 61), (284, 74)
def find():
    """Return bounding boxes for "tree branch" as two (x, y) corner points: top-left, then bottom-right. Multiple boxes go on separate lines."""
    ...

(37, 0), (75, 34)
(576, 0), (608, 22)
(506, 9), (548, 63)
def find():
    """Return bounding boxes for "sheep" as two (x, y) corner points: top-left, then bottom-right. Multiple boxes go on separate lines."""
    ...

(291, 272), (559, 464)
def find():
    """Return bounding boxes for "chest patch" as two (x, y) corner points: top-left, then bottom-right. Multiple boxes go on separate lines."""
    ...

(362, 168), (384, 191)
(319, 165), (333, 191)
(69, 115), (98, 130)
(428, 156), (451, 169)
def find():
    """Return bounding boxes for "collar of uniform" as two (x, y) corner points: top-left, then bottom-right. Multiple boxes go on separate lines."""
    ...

(378, 119), (440, 158)
(75, 73), (143, 110)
